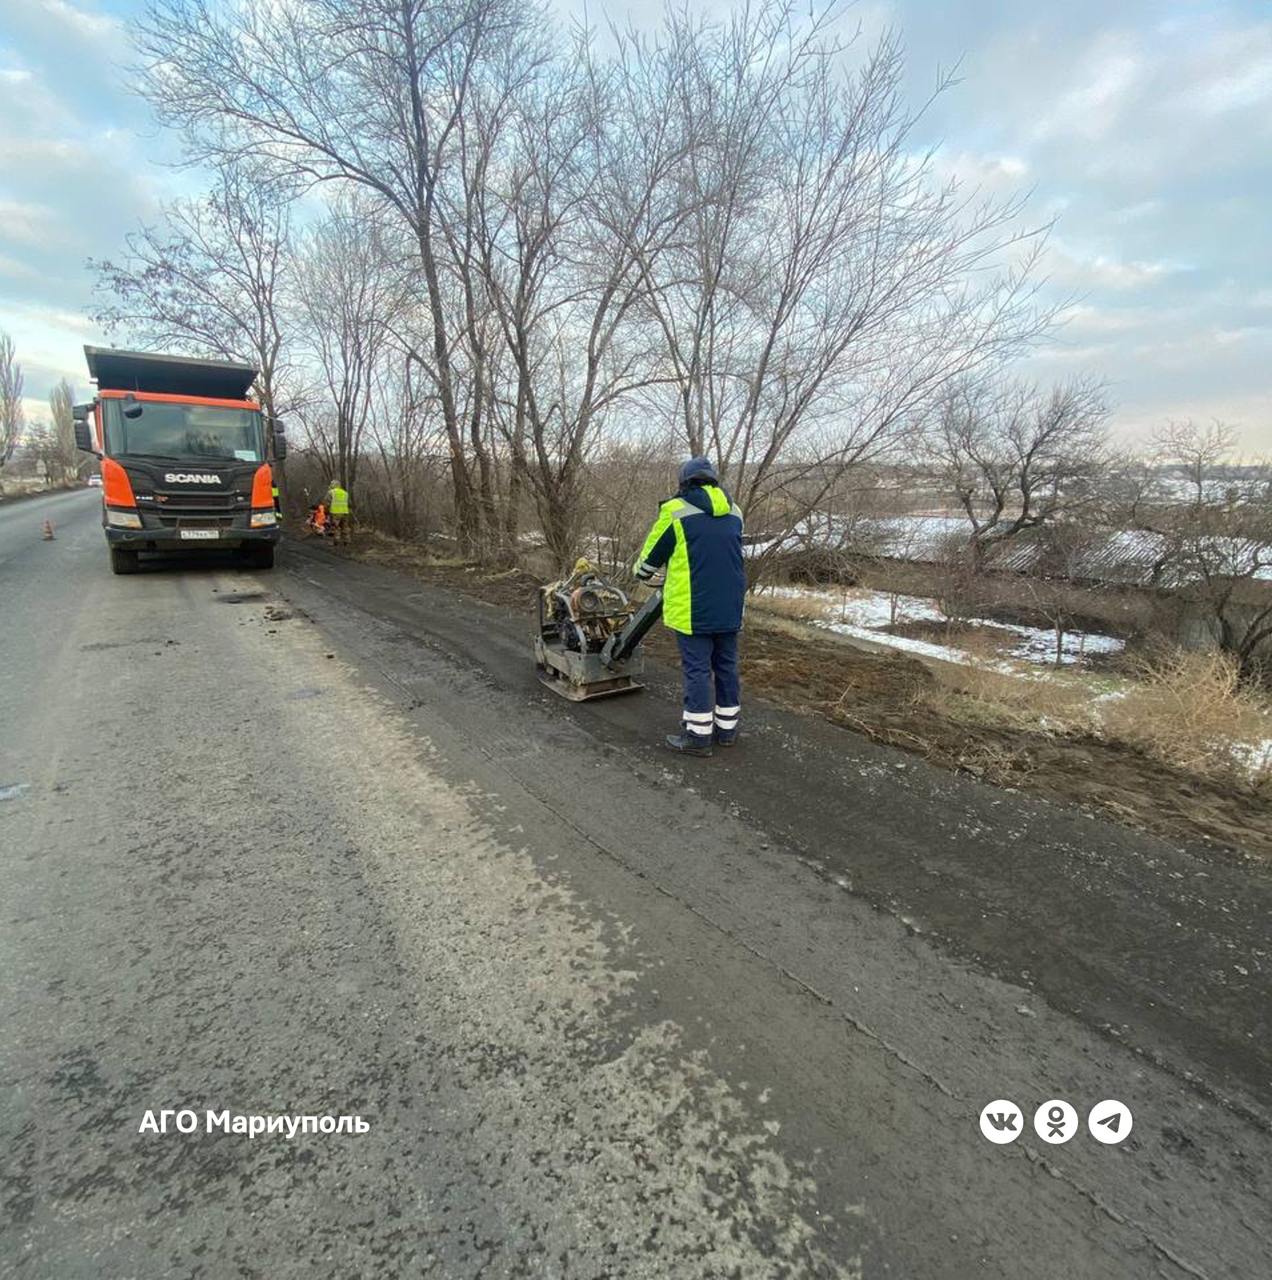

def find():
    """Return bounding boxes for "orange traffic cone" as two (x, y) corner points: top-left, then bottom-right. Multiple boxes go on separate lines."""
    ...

(41, 520), (55, 540)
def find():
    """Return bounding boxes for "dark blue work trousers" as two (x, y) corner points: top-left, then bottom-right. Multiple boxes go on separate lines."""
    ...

(676, 631), (740, 740)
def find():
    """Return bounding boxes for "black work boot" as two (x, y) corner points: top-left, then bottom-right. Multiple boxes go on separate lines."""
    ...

(714, 728), (738, 748)
(664, 732), (713, 757)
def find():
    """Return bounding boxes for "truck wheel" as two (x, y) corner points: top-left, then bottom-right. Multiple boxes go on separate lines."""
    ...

(109, 547), (139, 575)
(245, 544), (276, 570)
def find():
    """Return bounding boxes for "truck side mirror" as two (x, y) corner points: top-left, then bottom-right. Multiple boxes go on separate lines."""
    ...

(271, 420), (287, 461)
(72, 402), (91, 422)
(74, 421), (95, 452)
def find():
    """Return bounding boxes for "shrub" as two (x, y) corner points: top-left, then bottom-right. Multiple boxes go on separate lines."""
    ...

(1100, 649), (1272, 787)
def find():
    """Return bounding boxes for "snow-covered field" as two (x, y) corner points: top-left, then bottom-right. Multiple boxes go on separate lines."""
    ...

(757, 585), (1125, 671)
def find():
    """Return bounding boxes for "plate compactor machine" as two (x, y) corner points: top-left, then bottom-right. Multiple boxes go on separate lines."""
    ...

(534, 559), (663, 701)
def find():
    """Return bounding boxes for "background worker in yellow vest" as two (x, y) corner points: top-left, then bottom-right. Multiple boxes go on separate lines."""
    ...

(325, 480), (351, 544)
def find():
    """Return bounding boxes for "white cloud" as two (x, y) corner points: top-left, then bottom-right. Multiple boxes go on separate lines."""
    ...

(0, 199), (59, 247)
(931, 148), (1029, 190)
(1212, 325), (1272, 347)
(39, 0), (119, 42)
(1180, 23), (1272, 116)
(0, 252), (42, 283)
(1109, 198), (1160, 224)
(1030, 37), (1142, 144)
(1045, 241), (1182, 291)
(1053, 303), (1147, 335)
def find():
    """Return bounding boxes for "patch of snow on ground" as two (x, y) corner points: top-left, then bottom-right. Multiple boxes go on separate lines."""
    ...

(1231, 738), (1272, 779)
(996, 622), (1124, 666)
(759, 585), (1124, 669)
(816, 618), (1019, 673)
(760, 585), (944, 627)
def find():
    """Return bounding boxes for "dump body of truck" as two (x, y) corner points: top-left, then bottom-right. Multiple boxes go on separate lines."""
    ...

(77, 347), (285, 575)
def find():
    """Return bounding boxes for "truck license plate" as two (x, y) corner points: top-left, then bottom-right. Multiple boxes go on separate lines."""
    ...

(179, 529), (219, 540)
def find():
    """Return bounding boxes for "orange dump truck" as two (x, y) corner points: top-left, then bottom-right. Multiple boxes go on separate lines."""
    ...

(75, 346), (286, 575)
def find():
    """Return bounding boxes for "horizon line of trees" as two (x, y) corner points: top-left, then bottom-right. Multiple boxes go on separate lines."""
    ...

(90, 0), (1055, 565)
(0, 331), (87, 488)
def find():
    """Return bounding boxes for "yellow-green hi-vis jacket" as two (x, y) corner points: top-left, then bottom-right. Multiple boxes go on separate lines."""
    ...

(634, 484), (745, 634)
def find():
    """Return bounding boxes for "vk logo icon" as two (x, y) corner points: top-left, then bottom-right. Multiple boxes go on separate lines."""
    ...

(979, 1099), (1023, 1144)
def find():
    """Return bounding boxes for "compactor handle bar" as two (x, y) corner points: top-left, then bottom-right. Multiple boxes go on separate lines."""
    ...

(602, 589), (663, 668)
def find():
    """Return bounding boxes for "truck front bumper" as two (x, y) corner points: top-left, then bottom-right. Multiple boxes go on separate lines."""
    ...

(105, 525), (281, 551)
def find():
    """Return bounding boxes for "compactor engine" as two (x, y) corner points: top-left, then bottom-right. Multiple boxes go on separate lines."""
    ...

(533, 560), (662, 701)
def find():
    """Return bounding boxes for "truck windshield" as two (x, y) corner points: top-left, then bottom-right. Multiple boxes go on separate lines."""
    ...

(104, 400), (264, 463)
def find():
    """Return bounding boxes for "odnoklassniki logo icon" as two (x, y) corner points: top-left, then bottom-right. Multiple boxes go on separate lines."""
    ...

(1033, 1099), (1079, 1144)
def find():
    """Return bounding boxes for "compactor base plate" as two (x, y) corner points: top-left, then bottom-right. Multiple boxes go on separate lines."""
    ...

(534, 637), (645, 702)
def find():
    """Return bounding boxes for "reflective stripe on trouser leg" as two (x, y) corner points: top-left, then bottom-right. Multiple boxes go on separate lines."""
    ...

(710, 632), (740, 730)
(676, 632), (715, 738)
(683, 712), (714, 738)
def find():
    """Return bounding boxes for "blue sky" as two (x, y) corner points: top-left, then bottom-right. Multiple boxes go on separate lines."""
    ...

(1, 0), (1270, 449)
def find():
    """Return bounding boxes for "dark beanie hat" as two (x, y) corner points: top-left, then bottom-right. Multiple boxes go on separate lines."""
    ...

(678, 456), (718, 487)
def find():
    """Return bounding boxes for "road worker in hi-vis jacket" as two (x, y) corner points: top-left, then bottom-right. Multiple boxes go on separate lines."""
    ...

(325, 480), (351, 544)
(633, 457), (745, 756)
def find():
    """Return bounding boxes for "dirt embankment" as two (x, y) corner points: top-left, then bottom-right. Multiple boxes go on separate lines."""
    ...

(736, 623), (1269, 858)
(329, 533), (1272, 860)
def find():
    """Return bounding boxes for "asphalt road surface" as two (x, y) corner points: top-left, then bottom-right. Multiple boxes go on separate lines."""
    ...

(2, 489), (1269, 1279)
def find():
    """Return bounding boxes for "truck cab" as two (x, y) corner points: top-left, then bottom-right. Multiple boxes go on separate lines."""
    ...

(75, 346), (286, 575)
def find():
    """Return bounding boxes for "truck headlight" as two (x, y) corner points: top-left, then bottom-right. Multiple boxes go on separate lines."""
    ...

(250, 510), (277, 528)
(106, 509), (143, 529)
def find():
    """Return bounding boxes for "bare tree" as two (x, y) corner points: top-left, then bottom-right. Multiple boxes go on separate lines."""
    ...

(933, 377), (1108, 569)
(125, 0), (1068, 574)
(292, 197), (406, 489)
(1017, 520), (1109, 666)
(931, 531), (983, 636)
(578, 431), (678, 579)
(1127, 422), (1272, 680)
(1155, 419), (1238, 508)
(137, 0), (536, 553)
(633, 2), (1053, 532)
(471, 30), (694, 569)
(364, 349), (446, 540)
(0, 332), (23, 469)
(48, 379), (85, 484)
(91, 164), (293, 418)
(431, 26), (553, 558)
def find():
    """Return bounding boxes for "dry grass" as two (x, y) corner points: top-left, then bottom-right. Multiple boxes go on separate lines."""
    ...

(1100, 650), (1272, 788)
(748, 590), (836, 623)
(916, 648), (1272, 790)
(919, 663), (1095, 737)
(757, 595), (1272, 797)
